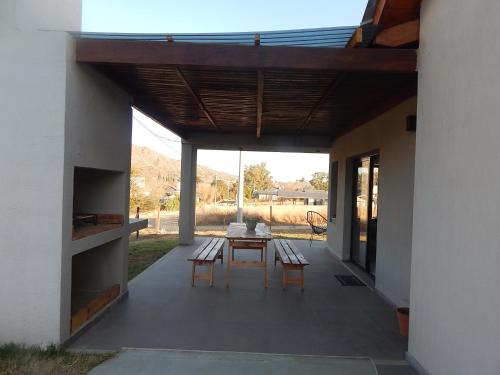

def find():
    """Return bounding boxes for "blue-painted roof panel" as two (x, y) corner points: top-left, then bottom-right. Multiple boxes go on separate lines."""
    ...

(77, 26), (357, 48)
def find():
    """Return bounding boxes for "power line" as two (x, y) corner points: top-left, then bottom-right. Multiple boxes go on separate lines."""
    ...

(133, 115), (182, 143)
(133, 116), (181, 156)
(138, 124), (180, 155)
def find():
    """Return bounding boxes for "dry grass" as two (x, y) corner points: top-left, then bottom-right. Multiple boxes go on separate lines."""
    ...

(195, 204), (327, 226)
(0, 344), (113, 375)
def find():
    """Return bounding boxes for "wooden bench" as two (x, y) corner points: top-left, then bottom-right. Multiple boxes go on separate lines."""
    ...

(188, 238), (225, 287)
(274, 239), (309, 290)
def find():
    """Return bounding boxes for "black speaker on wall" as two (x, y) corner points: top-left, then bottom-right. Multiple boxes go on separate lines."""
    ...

(406, 115), (417, 132)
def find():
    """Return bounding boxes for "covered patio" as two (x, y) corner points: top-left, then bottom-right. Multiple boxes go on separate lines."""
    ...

(71, 239), (415, 374)
(75, 29), (417, 245)
(71, 14), (419, 374)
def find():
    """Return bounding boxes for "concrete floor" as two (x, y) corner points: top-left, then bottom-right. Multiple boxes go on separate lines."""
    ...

(71, 238), (417, 374)
(88, 349), (378, 375)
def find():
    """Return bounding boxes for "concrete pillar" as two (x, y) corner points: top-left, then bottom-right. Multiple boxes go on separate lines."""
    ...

(236, 150), (244, 222)
(179, 142), (197, 245)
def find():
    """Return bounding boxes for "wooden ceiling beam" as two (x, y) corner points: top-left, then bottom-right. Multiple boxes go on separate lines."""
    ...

(375, 19), (420, 47)
(370, 0), (421, 28)
(373, 0), (387, 25)
(372, 0), (386, 25)
(256, 70), (264, 138)
(175, 67), (219, 130)
(76, 39), (417, 73)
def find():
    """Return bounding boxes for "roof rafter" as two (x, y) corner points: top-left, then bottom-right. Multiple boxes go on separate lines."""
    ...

(296, 74), (345, 134)
(375, 19), (420, 47)
(175, 67), (219, 130)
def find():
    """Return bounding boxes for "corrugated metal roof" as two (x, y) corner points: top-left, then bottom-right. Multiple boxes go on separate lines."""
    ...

(77, 26), (357, 48)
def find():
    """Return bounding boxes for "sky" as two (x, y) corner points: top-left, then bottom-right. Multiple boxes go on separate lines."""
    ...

(82, 0), (367, 182)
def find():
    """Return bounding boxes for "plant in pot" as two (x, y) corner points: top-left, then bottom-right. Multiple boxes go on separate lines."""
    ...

(396, 307), (410, 337)
(245, 217), (258, 231)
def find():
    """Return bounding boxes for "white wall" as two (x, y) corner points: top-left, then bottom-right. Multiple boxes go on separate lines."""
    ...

(59, 37), (132, 342)
(0, 0), (132, 345)
(327, 98), (416, 307)
(0, 1), (81, 346)
(409, 1), (500, 374)
(0, 0), (81, 32)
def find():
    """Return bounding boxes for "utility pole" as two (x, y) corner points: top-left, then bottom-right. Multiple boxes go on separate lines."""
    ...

(237, 150), (244, 222)
(214, 173), (217, 206)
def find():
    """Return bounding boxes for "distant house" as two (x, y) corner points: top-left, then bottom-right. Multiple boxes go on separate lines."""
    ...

(252, 189), (328, 205)
(131, 176), (150, 197)
(160, 185), (180, 202)
(131, 176), (146, 189)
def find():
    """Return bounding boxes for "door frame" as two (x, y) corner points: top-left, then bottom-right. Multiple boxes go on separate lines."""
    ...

(349, 151), (379, 276)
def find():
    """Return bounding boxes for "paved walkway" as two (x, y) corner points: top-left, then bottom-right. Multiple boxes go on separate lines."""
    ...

(71, 238), (416, 374)
(88, 349), (378, 375)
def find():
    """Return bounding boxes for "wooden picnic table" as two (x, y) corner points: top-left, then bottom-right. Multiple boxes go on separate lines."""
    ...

(225, 222), (272, 288)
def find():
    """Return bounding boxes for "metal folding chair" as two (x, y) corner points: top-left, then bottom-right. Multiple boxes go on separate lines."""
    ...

(306, 211), (327, 246)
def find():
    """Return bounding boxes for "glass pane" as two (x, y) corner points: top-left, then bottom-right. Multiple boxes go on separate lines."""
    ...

(368, 156), (379, 276)
(356, 157), (370, 267)
(371, 165), (379, 219)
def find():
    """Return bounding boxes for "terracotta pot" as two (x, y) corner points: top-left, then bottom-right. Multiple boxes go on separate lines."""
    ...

(396, 307), (409, 337)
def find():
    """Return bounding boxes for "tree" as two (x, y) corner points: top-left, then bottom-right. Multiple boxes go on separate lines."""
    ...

(161, 195), (180, 211)
(229, 181), (238, 200)
(309, 172), (329, 191)
(211, 179), (231, 201)
(130, 166), (156, 210)
(244, 162), (273, 199)
(130, 166), (142, 209)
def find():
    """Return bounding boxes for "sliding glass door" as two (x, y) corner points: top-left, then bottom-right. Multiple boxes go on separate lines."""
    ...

(351, 154), (379, 276)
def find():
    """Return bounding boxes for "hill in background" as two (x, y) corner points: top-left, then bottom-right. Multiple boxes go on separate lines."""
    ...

(132, 145), (237, 187)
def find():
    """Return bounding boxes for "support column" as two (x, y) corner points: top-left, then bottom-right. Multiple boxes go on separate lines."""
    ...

(179, 142), (197, 245)
(236, 150), (244, 222)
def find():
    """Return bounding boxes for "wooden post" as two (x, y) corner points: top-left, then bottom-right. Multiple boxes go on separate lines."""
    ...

(191, 262), (196, 287)
(210, 262), (214, 287)
(237, 151), (244, 222)
(254, 33), (261, 46)
(269, 205), (273, 232)
(135, 207), (140, 239)
(156, 206), (161, 234)
(214, 173), (217, 206)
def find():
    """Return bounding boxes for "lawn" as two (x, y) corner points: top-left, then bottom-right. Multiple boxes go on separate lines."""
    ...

(0, 344), (113, 375)
(128, 235), (179, 280)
